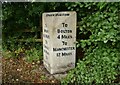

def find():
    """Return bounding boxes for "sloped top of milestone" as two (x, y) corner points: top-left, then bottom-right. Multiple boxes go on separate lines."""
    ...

(42, 11), (76, 17)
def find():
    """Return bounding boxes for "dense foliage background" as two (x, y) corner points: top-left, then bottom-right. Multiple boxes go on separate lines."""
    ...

(2, 2), (120, 84)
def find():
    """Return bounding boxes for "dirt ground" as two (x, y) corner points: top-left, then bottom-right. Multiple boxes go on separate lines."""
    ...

(2, 55), (119, 84)
(2, 57), (60, 84)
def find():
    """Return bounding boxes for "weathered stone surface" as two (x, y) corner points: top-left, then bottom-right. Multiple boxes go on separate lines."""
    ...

(53, 73), (68, 80)
(42, 11), (76, 74)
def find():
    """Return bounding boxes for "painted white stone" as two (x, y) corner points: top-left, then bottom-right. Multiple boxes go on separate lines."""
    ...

(42, 11), (76, 74)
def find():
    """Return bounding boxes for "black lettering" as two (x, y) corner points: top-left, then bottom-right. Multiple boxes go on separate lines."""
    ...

(62, 41), (67, 45)
(43, 34), (50, 39)
(56, 53), (61, 57)
(62, 23), (68, 27)
(57, 29), (72, 33)
(57, 29), (60, 33)
(57, 35), (60, 39)
(43, 44), (49, 50)
(53, 47), (75, 51)
(44, 49), (49, 55)
(46, 13), (70, 17)
(62, 52), (72, 56)
(61, 35), (72, 39)
(44, 29), (48, 33)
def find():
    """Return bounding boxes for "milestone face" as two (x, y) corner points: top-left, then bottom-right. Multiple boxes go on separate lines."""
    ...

(42, 11), (76, 74)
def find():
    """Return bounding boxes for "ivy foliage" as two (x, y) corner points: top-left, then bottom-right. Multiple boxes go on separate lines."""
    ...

(61, 2), (120, 84)
(2, 2), (46, 32)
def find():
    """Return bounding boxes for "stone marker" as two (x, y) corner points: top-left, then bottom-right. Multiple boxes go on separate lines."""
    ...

(42, 11), (76, 74)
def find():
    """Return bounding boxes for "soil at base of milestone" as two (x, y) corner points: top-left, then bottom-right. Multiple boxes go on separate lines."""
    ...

(2, 57), (60, 84)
